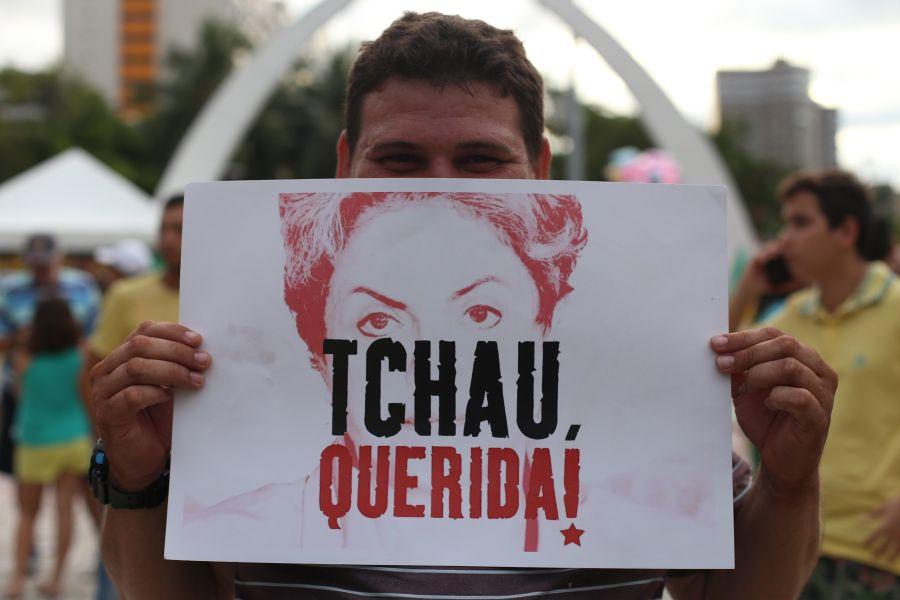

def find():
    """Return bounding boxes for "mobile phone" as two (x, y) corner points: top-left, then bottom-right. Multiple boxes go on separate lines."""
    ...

(763, 255), (793, 287)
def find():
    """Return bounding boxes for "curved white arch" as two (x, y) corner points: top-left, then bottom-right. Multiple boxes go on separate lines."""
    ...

(155, 0), (352, 200)
(157, 0), (756, 261)
(538, 0), (756, 260)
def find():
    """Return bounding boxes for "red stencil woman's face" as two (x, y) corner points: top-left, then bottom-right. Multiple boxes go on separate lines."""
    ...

(324, 200), (542, 444)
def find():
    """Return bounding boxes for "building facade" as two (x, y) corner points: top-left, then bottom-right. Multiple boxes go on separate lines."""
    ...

(64, 0), (286, 115)
(717, 59), (837, 170)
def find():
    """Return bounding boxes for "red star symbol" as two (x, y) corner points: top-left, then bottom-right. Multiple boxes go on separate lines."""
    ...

(561, 523), (585, 546)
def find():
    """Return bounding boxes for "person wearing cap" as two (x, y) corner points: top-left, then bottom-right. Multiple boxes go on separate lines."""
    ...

(93, 239), (154, 292)
(0, 234), (100, 477)
(83, 195), (183, 400)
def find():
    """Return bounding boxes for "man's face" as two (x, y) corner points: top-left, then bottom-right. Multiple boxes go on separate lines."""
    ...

(779, 191), (850, 282)
(159, 205), (184, 271)
(30, 257), (61, 285)
(337, 78), (550, 180)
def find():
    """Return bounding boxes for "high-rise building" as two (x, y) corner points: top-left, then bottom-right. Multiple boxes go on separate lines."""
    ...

(64, 0), (286, 116)
(717, 59), (837, 170)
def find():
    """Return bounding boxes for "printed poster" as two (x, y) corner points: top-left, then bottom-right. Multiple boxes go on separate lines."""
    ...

(165, 178), (734, 568)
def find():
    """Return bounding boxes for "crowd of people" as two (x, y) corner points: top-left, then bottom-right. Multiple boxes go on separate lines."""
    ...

(0, 10), (898, 600)
(0, 197), (182, 598)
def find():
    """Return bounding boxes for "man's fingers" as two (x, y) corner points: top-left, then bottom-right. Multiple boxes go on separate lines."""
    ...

(872, 536), (895, 560)
(711, 327), (783, 354)
(739, 357), (825, 399)
(99, 385), (173, 427)
(93, 320), (203, 375)
(126, 320), (202, 346)
(716, 333), (837, 392)
(100, 357), (204, 402)
(888, 541), (900, 563)
(762, 386), (828, 436)
(96, 333), (211, 379)
(864, 528), (883, 549)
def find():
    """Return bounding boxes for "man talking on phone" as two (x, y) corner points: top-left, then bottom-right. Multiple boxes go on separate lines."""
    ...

(732, 169), (900, 596)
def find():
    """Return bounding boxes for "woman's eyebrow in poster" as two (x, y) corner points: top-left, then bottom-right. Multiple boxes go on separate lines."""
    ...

(351, 286), (407, 310)
(451, 276), (504, 300)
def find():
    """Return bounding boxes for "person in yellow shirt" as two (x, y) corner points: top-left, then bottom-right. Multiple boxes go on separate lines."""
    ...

(732, 169), (900, 596)
(84, 195), (182, 386)
(78, 194), (182, 600)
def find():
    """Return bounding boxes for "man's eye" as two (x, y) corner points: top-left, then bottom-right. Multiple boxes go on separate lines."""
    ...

(464, 305), (502, 329)
(459, 155), (503, 172)
(378, 154), (421, 172)
(357, 312), (402, 337)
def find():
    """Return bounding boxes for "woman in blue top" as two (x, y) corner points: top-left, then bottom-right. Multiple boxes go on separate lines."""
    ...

(4, 297), (92, 599)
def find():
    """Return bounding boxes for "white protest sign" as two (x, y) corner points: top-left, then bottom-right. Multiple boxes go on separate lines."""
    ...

(165, 179), (733, 569)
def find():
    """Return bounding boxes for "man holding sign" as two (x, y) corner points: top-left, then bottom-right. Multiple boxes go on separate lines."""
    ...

(90, 12), (836, 599)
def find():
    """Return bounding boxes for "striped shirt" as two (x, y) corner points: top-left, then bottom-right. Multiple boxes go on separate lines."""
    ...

(233, 454), (752, 599)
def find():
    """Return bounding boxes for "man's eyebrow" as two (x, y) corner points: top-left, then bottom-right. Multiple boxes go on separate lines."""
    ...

(452, 276), (501, 300)
(456, 141), (515, 154)
(367, 141), (421, 154)
(351, 287), (407, 310)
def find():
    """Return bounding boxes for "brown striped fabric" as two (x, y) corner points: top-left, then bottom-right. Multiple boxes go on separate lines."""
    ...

(233, 453), (752, 600)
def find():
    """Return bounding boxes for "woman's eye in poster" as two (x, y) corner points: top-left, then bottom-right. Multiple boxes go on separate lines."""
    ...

(463, 304), (502, 328)
(357, 311), (403, 337)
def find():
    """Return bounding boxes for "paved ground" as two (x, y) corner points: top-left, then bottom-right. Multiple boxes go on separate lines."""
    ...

(0, 476), (99, 600)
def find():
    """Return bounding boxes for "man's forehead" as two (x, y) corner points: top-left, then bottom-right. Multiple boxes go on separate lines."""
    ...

(356, 78), (525, 148)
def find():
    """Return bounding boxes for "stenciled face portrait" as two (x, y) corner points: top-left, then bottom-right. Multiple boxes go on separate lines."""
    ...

(279, 191), (587, 447)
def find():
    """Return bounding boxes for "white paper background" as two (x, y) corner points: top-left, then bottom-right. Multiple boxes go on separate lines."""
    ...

(166, 178), (733, 569)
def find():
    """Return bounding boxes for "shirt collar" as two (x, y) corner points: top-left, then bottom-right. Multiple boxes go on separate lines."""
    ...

(800, 261), (895, 320)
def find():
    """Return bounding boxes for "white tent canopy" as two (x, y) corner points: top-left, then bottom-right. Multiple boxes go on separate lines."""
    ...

(0, 148), (159, 253)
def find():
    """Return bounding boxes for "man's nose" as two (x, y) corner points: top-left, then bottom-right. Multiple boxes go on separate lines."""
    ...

(423, 157), (459, 178)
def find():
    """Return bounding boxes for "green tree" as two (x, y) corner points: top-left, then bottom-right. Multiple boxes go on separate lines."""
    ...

(0, 68), (144, 185)
(711, 121), (791, 237)
(136, 20), (253, 188)
(230, 49), (351, 180)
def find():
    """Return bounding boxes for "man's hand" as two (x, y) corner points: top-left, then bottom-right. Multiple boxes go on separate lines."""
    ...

(711, 327), (837, 497)
(91, 321), (211, 492)
(865, 497), (900, 562)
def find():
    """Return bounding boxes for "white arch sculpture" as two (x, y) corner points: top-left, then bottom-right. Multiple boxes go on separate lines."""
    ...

(157, 0), (756, 261)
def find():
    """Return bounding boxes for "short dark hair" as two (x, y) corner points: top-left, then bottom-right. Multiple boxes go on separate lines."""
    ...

(779, 169), (887, 260)
(345, 12), (545, 161)
(164, 194), (184, 212)
(29, 297), (81, 354)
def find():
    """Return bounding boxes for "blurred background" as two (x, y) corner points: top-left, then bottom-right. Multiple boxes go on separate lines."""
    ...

(1, 1), (898, 597)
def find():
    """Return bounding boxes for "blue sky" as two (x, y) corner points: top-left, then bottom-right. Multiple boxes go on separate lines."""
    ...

(2, 0), (898, 187)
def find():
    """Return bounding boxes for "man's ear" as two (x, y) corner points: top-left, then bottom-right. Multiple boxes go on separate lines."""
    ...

(534, 137), (552, 180)
(336, 130), (351, 178)
(836, 216), (860, 250)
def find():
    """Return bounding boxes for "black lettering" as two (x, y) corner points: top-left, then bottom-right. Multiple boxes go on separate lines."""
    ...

(464, 341), (509, 438)
(414, 341), (457, 436)
(365, 338), (406, 437)
(516, 341), (559, 439)
(323, 339), (357, 436)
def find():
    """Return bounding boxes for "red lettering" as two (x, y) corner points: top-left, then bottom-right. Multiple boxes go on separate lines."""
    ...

(394, 446), (426, 517)
(524, 448), (558, 519)
(319, 443), (352, 529)
(487, 448), (519, 519)
(564, 448), (581, 518)
(469, 447), (483, 518)
(357, 445), (390, 518)
(430, 446), (463, 518)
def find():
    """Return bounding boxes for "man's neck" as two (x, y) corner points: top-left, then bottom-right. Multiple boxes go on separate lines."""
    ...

(816, 254), (868, 313)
